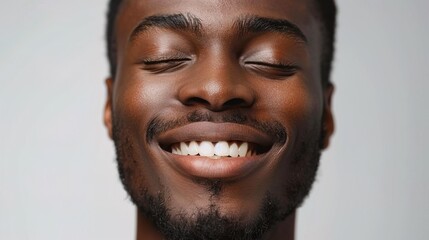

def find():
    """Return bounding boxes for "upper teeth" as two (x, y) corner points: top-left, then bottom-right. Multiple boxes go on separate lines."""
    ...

(171, 141), (256, 157)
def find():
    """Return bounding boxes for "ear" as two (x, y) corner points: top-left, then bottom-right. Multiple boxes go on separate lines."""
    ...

(321, 83), (335, 150)
(104, 78), (114, 139)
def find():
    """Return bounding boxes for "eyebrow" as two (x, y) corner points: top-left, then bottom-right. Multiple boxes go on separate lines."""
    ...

(129, 13), (202, 42)
(129, 14), (307, 44)
(234, 15), (308, 43)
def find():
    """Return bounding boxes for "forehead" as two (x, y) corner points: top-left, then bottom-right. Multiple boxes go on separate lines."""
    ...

(119, 0), (314, 19)
(116, 0), (320, 41)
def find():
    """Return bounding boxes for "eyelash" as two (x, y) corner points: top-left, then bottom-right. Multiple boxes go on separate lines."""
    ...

(244, 61), (298, 69)
(139, 57), (192, 73)
(141, 57), (191, 65)
(244, 61), (299, 78)
(139, 57), (298, 78)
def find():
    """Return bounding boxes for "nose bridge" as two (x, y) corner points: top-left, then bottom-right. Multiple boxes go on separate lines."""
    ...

(202, 56), (239, 95)
(178, 50), (255, 111)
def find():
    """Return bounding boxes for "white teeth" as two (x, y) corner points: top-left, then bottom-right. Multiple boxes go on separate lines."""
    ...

(172, 148), (178, 155)
(176, 147), (182, 155)
(188, 141), (199, 156)
(238, 142), (248, 157)
(180, 142), (189, 155)
(199, 141), (215, 157)
(171, 141), (256, 157)
(214, 141), (229, 157)
(229, 143), (239, 157)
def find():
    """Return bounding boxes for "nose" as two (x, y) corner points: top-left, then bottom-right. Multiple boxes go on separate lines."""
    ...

(178, 60), (255, 112)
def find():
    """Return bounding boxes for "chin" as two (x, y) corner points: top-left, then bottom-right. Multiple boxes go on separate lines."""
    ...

(112, 110), (323, 239)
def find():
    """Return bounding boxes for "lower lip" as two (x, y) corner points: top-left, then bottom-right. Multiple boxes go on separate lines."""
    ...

(164, 152), (266, 180)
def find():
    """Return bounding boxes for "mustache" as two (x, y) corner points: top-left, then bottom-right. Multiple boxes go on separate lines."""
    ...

(146, 110), (287, 144)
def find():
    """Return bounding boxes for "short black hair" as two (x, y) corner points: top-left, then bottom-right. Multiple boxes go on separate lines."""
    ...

(106, 0), (337, 86)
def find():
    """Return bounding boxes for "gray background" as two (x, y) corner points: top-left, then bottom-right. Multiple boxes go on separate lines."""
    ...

(1, 0), (428, 239)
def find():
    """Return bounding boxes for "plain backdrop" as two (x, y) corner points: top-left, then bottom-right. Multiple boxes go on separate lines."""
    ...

(1, 0), (428, 239)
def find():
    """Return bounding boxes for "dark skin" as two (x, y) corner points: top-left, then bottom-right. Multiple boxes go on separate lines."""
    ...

(104, 0), (334, 239)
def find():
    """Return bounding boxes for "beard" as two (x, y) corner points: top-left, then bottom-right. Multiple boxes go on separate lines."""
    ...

(134, 190), (290, 240)
(112, 110), (323, 240)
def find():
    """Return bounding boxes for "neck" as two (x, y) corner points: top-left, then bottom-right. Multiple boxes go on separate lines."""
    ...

(136, 209), (295, 240)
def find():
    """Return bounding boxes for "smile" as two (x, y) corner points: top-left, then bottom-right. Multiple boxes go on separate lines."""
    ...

(157, 122), (278, 179)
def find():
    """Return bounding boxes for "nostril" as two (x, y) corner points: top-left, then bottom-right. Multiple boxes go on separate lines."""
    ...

(184, 97), (250, 110)
(185, 97), (210, 106)
(223, 98), (248, 108)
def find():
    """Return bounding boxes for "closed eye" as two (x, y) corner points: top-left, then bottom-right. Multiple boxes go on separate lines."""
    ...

(140, 57), (192, 73)
(142, 57), (192, 65)
(244, 61), (299, 79)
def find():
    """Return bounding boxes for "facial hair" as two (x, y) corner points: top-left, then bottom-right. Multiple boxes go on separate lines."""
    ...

(112, 110), (322, 240)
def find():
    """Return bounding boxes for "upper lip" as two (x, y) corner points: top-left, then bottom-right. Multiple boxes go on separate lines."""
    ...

(157, 122), (274, 149)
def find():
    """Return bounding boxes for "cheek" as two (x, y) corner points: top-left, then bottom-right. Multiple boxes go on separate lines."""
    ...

(113, 71), (176, 133)
(262, 77), (323, 131)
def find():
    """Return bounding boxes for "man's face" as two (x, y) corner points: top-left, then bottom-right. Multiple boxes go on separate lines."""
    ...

(104, 0), (334, 238)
